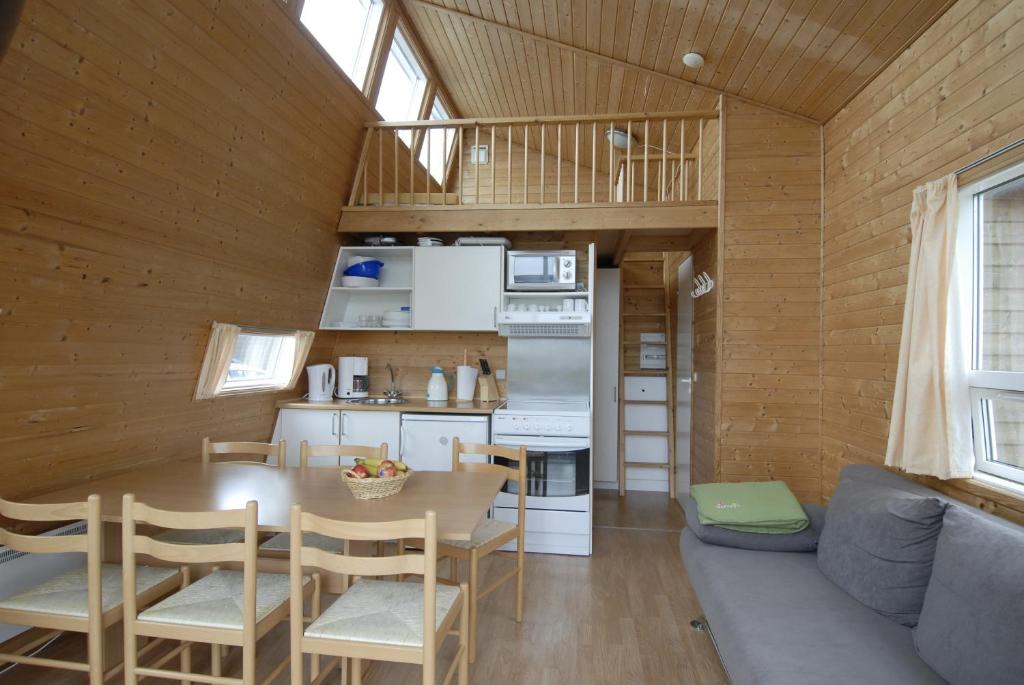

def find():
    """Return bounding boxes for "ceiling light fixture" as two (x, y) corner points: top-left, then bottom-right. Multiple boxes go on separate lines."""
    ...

(605, 127), (637, 150)
(682, 52), (705, 69)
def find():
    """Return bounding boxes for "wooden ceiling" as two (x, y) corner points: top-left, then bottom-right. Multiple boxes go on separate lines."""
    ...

(402, 0), (955, 123)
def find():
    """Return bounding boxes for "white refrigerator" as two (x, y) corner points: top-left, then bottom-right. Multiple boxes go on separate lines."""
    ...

(399, 414), (490, 471)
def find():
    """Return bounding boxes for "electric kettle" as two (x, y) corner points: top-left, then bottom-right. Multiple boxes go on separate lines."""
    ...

(306, 364), (336, 402)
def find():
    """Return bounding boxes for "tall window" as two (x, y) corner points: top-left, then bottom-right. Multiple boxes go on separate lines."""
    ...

(962, 160), (1024, 485)
(375, 28), (428, 144)
(300, 0), (383, 90)
(418, 98), (456, 183)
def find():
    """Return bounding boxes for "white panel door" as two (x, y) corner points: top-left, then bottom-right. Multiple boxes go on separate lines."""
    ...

(276, 409), (340, 467)
(593, 268), (620, 487)
(339, 411), (401, 463)
(412, 247), (502, 331)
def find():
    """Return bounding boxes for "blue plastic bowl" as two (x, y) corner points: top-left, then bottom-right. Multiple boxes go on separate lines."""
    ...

(342, 260), (384, 279)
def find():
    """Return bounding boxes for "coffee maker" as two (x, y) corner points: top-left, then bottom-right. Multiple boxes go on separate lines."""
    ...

(337, 357), (369, 398)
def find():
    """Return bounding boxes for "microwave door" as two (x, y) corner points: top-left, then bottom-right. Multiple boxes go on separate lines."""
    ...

(511, 255), (556, 285)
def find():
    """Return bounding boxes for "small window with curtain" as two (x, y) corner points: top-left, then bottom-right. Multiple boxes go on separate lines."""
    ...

(195, 323), (315, 400)
(299, 0), (384, 90)
(961, 159), (1024, 485)
(417, 97), (456, 183)
(375, 27), (428, 144)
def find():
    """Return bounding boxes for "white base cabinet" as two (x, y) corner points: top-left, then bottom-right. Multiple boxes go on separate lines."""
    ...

(272, 409), (400, 467)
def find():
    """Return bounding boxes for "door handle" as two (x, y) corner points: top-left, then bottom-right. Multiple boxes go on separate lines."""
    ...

(341, 413), (349, 437)
(399, 424), (407, 459)
(613, 386), (618, 403)
(331, 412), (338, 437)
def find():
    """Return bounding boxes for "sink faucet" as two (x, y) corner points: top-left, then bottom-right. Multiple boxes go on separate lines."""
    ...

(384, 364), (402, 399)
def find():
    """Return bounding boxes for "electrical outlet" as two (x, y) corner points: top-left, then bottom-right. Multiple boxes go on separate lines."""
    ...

(495, 369), (506, 380)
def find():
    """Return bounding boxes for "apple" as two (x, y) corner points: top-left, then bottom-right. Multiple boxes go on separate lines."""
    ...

(349, 464), (370, 479)
(377, 460), (398, 478)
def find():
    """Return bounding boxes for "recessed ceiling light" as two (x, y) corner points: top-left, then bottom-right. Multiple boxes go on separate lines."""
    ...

(682, 52), (705, 69)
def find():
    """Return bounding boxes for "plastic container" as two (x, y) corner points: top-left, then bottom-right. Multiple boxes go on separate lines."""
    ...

(342, 260), (384, 279)
(426, 367), (449, 402)
(456, 366), (478, 401)
(341, 275), (379, 287)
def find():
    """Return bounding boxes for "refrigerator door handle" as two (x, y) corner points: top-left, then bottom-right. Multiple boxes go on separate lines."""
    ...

(399, 424), (407, 459)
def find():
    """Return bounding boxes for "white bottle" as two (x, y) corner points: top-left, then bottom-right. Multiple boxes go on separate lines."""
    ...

(426, 366), (448, 402)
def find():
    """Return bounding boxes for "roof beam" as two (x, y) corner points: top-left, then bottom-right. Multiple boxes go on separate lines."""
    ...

(403, 0), (820, 125)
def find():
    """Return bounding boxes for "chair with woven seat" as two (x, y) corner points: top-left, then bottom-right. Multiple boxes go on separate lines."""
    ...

(259, 441), (387, 558)
(0, 495), (183, 684)
(436, 439), (526, 663)
(121, 495), (315, 685)
(288, 507), (469, 685)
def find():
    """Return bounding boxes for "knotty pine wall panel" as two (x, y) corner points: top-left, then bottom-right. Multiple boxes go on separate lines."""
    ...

(822, 0), (1024, 520)
(0, 0), (400, 500)
(719, 99), (823, 504)
(689, 230), (719, 487)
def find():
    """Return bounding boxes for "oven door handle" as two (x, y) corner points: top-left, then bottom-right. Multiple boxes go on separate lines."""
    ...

(493, 435), (589, 450)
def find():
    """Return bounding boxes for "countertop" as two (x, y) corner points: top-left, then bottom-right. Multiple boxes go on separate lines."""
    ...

(276, 397), (503, 415)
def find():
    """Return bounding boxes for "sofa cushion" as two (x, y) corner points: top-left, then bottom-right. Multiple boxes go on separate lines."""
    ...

(681, 529), (945, 685)
(817, 472), (946, 626)
(684, 496), (824, 552)
(913, 507), (1024, 684)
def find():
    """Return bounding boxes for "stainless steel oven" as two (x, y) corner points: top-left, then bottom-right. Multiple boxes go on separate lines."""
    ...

(492, 434), (590, 511)
(506, 250), (577, 291)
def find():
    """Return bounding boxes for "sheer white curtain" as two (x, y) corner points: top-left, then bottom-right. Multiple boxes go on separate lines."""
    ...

(287, 330), (316, 389)
(885, 174), (975, 479)
(194, 322), (241, 400)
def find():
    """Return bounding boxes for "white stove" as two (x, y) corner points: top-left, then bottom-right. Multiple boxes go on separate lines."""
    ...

(492, 399), (592, 556)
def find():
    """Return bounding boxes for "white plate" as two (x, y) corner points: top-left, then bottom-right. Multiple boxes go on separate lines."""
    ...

(341, 275), (379, 287)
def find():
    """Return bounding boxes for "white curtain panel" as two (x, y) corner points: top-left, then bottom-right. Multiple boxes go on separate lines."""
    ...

(885, 174), (975, 479)
(287, 330), (316, 389)
(194, 322), (241, 400)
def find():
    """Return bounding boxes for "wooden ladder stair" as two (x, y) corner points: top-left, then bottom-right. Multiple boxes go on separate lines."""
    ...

(617, 253), (678, 498)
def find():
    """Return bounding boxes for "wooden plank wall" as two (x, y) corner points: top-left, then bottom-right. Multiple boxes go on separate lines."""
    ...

(719, 99), (823, 504)
(689, 231), (719, 486)
(0, 0), (394, 500)
(822, 0), (1024, 521)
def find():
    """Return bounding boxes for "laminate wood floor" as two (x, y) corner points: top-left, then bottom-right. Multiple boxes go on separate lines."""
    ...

(0, 494), (724, 685)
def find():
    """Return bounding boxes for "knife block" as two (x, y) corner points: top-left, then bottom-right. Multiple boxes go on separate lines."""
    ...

(477, 375), (500, 403)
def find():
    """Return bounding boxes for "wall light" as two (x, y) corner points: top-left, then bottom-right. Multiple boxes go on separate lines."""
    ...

(682, 52), (705, 69)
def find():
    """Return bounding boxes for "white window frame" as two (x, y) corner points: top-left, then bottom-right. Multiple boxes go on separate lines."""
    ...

(960, 159), (1024, 485)
(374, 26), (429, 136)
(299, 0), (384, 90)
(195, 324), (312, 400)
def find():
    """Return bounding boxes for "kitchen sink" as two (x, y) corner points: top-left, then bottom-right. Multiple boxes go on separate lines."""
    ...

(345, 398), (408, 405)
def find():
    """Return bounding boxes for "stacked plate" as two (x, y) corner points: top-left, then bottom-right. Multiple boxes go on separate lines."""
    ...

(417, 236), (443, 247)
(383, 308), (411, 328)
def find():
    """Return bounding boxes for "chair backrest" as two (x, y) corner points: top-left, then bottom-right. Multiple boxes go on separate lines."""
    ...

(299, 441), (387, 469)
(0, 496), (103, 628)
(202, 437), (286, 469)
(451, 438), (528, 522)
(288, 506), (438, 657)
(121, 495), (258, 639)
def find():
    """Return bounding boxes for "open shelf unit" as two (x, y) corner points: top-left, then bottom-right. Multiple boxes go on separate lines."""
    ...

(320, 247), (413, 330)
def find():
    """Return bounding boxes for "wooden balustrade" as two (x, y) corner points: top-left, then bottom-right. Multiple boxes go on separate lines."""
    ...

(347, 111), (719, 208)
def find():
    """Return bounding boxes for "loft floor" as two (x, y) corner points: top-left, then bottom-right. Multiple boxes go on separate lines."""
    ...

(0, 493), (724, 685)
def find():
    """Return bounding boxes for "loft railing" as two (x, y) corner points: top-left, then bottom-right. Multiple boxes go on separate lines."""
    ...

(347, 111), (719, 208)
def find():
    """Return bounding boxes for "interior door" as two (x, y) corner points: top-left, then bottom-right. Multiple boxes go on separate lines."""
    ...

(412, 246), (502, 330)
(276, 409), (339, 467)
(593, 268), (620, 488)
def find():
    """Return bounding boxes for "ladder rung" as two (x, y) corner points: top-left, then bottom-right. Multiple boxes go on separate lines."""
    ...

(623, 399), (666, 405)
(625, 371), (667, 377)
(623, 430), (669, 437)
(622, 313), (667, 317)
(622, 342), (667, 347)
(624, 462), (671, 469)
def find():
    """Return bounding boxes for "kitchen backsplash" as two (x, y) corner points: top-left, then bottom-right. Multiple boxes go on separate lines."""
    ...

(308, 330), (508, 399)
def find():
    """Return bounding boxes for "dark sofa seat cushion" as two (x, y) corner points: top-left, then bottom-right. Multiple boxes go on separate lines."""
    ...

(817, 470), (946, 626)
(684, 496), (825, 552)
(681, 529), (945, 685)
(913, 507), (1024, 684)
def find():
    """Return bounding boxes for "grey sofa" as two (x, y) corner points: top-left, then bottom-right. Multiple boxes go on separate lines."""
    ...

(680, 465), (1023, 685)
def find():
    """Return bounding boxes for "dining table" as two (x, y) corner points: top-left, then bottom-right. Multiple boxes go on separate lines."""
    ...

(30, 461), (507, 542)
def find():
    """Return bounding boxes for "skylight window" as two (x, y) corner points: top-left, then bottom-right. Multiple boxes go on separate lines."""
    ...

(300, 0), (383, 90)
(375, 28), (428, 143)
(418, 98), (456, 183)
(194, 324), (314, 399)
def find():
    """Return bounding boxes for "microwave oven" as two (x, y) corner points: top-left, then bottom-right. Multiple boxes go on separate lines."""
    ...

(506, 250), (577, 291)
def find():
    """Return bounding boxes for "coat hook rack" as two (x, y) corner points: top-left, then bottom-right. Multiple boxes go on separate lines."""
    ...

(691, 271), (714, 298)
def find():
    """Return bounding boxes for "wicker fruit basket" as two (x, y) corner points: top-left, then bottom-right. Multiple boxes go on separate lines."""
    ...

(341, 469), (412, 500)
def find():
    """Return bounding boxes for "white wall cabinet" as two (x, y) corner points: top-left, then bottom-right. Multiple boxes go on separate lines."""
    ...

(320, 246), (503, 332)
(412, 247), (502, 331)
(272, 409), (400, 467)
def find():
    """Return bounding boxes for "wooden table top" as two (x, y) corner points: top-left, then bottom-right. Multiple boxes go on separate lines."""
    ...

(30, 462), (506, 541)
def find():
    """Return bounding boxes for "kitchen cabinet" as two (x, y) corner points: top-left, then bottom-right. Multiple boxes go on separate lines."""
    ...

(412, 247), (503, 331)
(272, 409), (400, 467)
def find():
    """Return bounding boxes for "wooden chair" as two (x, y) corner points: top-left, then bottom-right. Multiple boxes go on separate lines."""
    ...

(259, 441), (389, 558)
(121, 495), (315, 685)
(437, 439), (527, 663)
(201, 437), (287, 469)
(288, 506), (469, 685)
(0, 495), (182, 684)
